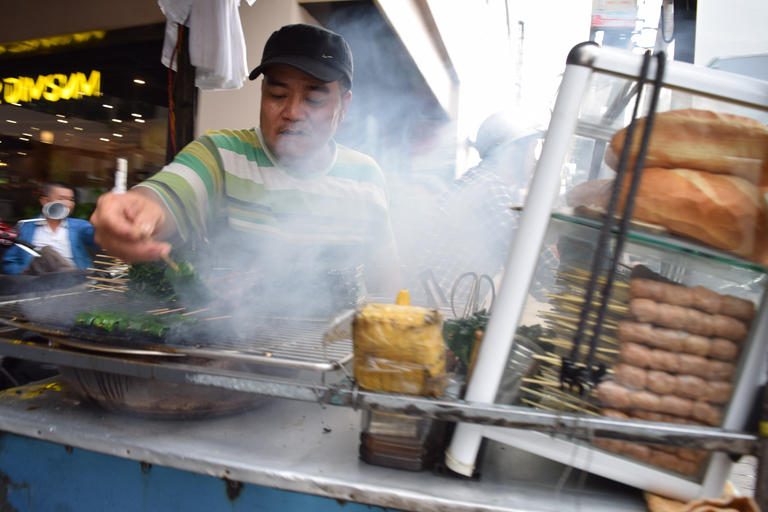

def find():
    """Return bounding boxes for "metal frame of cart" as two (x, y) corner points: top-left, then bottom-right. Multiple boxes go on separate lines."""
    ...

(444, 42), (768, 502)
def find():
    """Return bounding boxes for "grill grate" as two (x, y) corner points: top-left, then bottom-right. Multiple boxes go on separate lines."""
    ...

(0, 287), (353, 371)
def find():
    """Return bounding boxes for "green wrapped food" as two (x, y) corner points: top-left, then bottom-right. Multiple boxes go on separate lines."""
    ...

(75, 310), (197, 339)
(126, 258), (214, 306)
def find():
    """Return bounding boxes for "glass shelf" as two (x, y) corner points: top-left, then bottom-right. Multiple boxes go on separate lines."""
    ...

(551, 209), (768, 275)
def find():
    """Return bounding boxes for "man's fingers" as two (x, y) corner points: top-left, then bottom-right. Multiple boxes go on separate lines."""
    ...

(91, 191), (168, 262)
(92, 234), (171, 263)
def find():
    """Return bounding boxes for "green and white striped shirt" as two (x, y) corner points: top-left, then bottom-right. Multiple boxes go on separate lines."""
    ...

(137, 128), (398, 271)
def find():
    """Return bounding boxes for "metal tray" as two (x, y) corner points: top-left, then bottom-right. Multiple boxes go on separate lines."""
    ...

(0, 286), (353, 373)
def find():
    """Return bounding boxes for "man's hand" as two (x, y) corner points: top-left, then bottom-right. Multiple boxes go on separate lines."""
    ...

(90, 190), (172, 262)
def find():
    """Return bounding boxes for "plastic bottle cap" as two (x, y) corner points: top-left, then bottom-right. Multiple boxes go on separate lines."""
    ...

(396, 290), (411, 306)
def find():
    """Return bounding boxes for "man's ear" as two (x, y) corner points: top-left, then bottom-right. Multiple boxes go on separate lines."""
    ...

(339, 90), (352, 122)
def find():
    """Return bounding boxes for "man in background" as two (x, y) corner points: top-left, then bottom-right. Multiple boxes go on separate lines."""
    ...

(415, 110), (557, 305)
(2, 181), (97, 275)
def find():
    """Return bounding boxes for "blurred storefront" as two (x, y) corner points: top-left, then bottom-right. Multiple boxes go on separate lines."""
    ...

(0, 20), (169, 221)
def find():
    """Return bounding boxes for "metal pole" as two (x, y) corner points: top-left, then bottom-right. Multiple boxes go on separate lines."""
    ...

(754, 385), (768, 508)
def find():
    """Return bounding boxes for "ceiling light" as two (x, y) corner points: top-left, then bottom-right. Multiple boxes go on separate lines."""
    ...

(22, 133), (32, 137)
(11, 103), (21, 107)
(6, 120), (16, 124)
(56, 114), (65, 118)
(74, 126), (84, 131)
(134, 79), (145, 84)
(111, 119), (122, 123)
(103, 104), (113, 109)
(31, 127), (40, 130)
(135, 119), (146, 123)
(57, 119), (68, 124)
(18, 152), (26, 155)
(19, 137), (29, 141)
(41, 131), (54, 144)
(131, 113), (142, 118)
(112, 133), (123, 138)
(100, 138), (109, 142)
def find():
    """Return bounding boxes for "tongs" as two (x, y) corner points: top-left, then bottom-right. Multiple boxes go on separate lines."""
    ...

(561, 50), (667, 394)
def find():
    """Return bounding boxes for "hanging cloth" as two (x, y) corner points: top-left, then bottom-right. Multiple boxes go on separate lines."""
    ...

(158, 0), (254, 90)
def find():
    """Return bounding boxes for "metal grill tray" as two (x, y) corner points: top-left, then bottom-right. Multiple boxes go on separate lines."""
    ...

(0, 286), (353, 373)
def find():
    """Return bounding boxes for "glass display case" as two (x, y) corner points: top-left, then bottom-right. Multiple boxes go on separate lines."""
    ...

(445, 42), (768, 501)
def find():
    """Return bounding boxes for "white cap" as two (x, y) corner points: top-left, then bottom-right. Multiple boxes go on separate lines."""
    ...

(473, 110), (546, 160)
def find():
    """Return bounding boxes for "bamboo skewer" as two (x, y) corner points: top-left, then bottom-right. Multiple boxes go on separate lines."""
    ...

(182, 308), (210, 316)
(521, 398), (562, 412)
(93, 260), (129, 268)
(86, 284), (125, 292)
(153, 307), (186, 315)
(201, 315), (232, 322)
(541, 312), (619, 329)
(162, 254), (180, 272)
(540, 337), (619, 354)
(522, 377), (562, 387)
(519, 386), (599, 414)
(533, 354), (564, 365)
(88, 267), (128, 274)
(88, 276), (129, 285)
(558, 271), (630, 288)
(549, 294), (629, 313)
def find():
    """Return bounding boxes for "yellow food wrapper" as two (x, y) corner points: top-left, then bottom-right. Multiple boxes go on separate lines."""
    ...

(353, 295), (446, 396)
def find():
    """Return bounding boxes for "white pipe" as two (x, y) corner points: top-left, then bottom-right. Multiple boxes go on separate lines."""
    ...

(444, 62), (594, 476)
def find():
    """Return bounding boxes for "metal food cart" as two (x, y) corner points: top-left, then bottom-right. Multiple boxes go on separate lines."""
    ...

(0, 42), (767, 511)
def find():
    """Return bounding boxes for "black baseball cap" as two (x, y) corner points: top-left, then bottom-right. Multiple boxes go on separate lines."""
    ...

(249, 24), (353, 87)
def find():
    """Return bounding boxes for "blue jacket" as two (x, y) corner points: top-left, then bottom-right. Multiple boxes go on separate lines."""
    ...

(2, 217), (96, 275)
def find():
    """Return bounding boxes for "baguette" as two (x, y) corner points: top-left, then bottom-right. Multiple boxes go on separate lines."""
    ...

(619, 168), (768, 263)
(605, 109), (768, 187)
(564, 168), (768, 263)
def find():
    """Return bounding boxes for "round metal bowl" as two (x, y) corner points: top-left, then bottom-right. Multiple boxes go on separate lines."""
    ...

(57, 359), (298, 420)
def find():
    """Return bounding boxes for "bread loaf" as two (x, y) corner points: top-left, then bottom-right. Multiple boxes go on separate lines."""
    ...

(617, 168), (768, 263)
(565, 168), (768, 263)
(605, 109), (768, 188)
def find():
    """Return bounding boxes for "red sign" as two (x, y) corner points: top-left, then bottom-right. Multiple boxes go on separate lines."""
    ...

(592, 13), (638, 28)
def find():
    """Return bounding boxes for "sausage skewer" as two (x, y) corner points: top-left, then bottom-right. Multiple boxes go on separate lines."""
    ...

(619, 341), (735, 380)
(630, 278), (755, 321)
(613, 363), (732, 403)
(617, 321), (740, 361)
(629, 298), (748, 342)
(597, 380), (723, 426)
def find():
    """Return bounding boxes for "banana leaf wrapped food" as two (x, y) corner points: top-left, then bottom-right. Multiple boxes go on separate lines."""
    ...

(75, 309), (198, 339)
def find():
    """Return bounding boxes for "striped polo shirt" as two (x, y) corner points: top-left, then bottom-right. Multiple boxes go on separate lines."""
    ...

(137, 128), (398, 270)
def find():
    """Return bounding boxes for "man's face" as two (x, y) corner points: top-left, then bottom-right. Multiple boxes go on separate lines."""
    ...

(260, 65), (351, 171)
(41, 186), (75, 216)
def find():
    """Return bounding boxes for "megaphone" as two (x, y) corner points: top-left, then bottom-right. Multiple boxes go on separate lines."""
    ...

(42, 201), (70, 220)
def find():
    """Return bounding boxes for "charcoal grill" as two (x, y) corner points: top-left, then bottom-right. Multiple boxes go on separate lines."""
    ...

(0, 284), (355, 419)
(0, 286), (353, 372)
